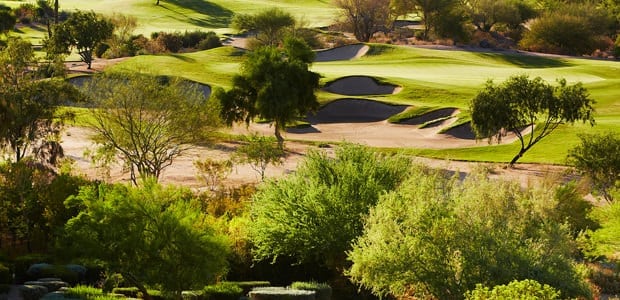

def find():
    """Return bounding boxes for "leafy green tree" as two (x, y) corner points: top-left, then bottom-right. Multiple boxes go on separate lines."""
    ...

(82, 72), (220, 184)
(465, 0), (536, 32)
(62, 181), (230, 299)
(46, 10), (113, 68)
(250, 144), (411, 273)
(231, 8), (295, 47)
(0, 38), (78, 164)
(470, 75), (595, 166)
(235, 133), (284, 181)
(334, 0), (392, 42)
(216, 38), (320, 148)
(347, 167), (591, 299)
(0, 4), (16, 36)
(568, 132), (620, 202)
(390, 0), (458, 40)
(465, 279), (561, 300)
(0, 160), (90, 252)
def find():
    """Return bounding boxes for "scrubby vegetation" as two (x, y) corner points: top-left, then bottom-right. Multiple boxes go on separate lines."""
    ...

(1, 1), (620, 300)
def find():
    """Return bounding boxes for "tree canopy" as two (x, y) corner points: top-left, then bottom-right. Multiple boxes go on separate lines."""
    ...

(470, 75), (595, 166)
(46, 10), (113, 69)
(62, 181), (230, 299)
(0, 38), (79, 164)
(231, 8), (295, 47)
(82, 72), (220, 184)
(216, 38), (320, 147)
(334, 0), (392, 42)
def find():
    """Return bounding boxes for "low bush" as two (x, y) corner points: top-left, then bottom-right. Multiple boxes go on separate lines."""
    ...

(202, 282), (243, 300)
(112, 287), (139, 298)
(197, 33), (222, 50)
(291, 282), (331, 300)
(587, 262), (620, 295)
(465, 279), (560, 300)
(0, 263), (10, 284)
(64, 284), (105, 298)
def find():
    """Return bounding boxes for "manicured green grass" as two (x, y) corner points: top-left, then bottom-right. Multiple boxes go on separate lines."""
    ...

(77, 41), (620, 165)
(1, 0), (338, 35)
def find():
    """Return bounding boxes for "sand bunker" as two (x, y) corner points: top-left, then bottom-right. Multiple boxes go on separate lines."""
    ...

(398, 108), (459, 125)
(67, 76), (212, 98)
(322, 76), (402, 96)
(307, 99), (408, 123)
(314, 44), (370, 62)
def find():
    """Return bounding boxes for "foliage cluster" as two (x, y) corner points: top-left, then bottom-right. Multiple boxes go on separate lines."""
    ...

(61, 181), (230, 298)
(470, 75), (595, 165)
(290, 281), (332, 300)
(465, 279), (560, 300)
(347, 166), (591, 299)
(250, 144), (411, 271)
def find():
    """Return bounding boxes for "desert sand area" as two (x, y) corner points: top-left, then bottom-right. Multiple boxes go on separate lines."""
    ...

(60, 44), (572, 190)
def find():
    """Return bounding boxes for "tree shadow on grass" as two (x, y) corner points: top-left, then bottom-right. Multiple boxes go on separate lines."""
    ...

(159, 0), (233, 28)
(474, 52), (571, 69)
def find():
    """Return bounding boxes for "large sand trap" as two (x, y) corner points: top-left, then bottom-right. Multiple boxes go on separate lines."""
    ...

(307, 99), (408, 123)
(67, 76), (212, 98)
(398, 108), (459, 125)
(322, 76), (402, 96)
(314, 44), (370, 62)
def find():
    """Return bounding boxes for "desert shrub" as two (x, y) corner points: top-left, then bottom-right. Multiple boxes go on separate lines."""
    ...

(465, 279), (561, 300)
(291, 281), (331, 300)
(552, 181), (599, 237)
(348, 167), (592, 299)
(202, 282), (243, 300)
(197, 33), (222, 50)
(181, 30), (208, 48)
(155, 32), (183, 53)
(0, 263), (10, 284)
(587, 262), (620, 295)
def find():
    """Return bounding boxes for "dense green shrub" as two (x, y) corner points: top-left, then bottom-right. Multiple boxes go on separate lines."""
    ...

(64, 285), (105, 298)
(112, 287), (139, 298)
(197, 33), (222, 50)
(202, 282), (243, 300)
(0, 263), (10, 284)
(250, 144), (411, 272)
(348, 167), (592, 299)
(155, 32), (183, 53)
(465, 279), (560, 300)
(291, 281), (331, 300)
(95, 42), (110, 58)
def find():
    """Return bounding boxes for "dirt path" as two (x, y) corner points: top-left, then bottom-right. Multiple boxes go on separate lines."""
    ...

(61, 126), (571, 190)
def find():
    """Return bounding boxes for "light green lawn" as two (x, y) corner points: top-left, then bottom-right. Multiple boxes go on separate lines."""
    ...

(1, 0), (338, 35)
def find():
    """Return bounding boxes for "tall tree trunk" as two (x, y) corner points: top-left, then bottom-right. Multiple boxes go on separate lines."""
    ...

(274, 123), (284, 149)
(53, 0), (59, 24)
(509, 147), (526, 167)
(156, 0), (160, 5)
